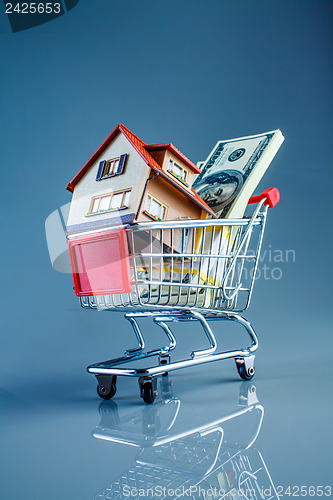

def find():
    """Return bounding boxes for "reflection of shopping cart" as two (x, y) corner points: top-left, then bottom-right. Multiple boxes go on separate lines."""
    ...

(68, 188), (279, 403)
(93, 383), (280, 500)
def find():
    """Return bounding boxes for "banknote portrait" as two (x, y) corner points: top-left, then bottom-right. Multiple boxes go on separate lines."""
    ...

(193, 170), (244, 214)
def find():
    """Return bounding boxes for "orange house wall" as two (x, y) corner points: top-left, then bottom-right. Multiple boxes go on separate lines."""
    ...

(137, 174), (203, 223)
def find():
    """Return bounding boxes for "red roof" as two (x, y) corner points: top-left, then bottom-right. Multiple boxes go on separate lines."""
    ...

(67, 124), (216, 217)
(146, 143), (202, 174)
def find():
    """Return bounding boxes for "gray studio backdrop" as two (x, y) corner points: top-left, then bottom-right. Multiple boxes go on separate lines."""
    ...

(1, 1), (332, 499)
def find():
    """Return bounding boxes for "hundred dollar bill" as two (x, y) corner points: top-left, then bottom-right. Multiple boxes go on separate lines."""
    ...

(193, 130), (284, 219)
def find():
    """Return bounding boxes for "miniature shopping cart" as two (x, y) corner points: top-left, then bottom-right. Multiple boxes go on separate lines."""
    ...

(67, 187), (280, 404)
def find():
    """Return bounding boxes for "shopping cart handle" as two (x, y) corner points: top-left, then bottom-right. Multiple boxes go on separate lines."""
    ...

(248, 187), (280, 208)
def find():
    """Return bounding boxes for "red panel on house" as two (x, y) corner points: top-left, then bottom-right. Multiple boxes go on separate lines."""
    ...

(68, 229), (132, 296)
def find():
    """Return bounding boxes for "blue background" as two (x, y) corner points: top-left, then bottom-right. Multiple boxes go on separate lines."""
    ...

(1, 1), (332, 499)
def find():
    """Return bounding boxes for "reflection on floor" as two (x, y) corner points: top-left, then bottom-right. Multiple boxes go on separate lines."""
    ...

(93, 377), (279, 499)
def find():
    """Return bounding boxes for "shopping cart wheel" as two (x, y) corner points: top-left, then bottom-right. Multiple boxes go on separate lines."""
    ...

(235, 356), (255, 381)
(139, 377), (158, 404)
(96, 375), (117, 400)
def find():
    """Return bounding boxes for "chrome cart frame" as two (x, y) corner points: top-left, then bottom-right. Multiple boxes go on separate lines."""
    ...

(69, 189), (279, 403)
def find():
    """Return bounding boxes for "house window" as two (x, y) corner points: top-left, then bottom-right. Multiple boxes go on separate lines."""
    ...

(103, 157), (120, 177)
(143, 194), (167, 221)
(88, 190), (131, 214)
(96, 154), (127, 181)
(168, 159), (188, 185)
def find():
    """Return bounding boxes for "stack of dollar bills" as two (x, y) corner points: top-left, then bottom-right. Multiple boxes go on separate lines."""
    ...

(193, 129), (284, 219)
(188, 129), (285, 301)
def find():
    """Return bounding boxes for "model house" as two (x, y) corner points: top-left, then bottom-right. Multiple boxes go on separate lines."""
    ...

(66, 123), (215, 234)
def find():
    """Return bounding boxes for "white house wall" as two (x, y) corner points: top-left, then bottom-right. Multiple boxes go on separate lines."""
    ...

(67, 132), (150, 230)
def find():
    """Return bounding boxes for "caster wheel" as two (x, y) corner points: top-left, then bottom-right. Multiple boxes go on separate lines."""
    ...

(141, 383), (156, 404)
(139, 377), (157, 404)
(96, 375), (117, 400)
(235, 357), (255, 381)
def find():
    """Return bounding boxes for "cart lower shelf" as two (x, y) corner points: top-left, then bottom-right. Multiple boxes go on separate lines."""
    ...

(87, 310), (258, 404)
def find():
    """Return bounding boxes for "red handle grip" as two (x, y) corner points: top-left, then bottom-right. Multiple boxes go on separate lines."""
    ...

(248, 187), (280, 208)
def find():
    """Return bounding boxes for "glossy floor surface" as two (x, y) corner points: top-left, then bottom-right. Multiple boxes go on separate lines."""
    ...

(1, 310), (332, 500)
